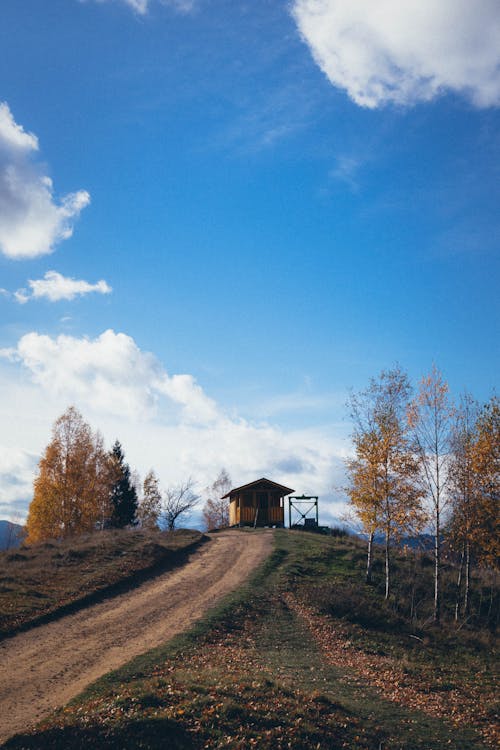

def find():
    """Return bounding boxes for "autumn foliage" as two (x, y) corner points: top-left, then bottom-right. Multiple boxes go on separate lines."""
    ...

(25, 407), (114, 544)
(346, 368), (424, 597)
(346, 367), (499, 624)
(470, 396), (499, 569)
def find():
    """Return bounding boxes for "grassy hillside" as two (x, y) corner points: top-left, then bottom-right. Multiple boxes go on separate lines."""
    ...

(0, 528), (204, 639)
(4, 530), (497, 750)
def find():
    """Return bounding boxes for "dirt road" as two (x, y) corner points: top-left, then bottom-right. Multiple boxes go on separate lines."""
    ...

(0, 529), (273, 743)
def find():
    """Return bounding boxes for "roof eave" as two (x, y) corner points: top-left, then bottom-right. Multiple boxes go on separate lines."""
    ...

(222, 477), (296, 499)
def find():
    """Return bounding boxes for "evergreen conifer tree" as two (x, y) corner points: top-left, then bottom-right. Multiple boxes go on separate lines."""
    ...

(109, 440), (138, 528)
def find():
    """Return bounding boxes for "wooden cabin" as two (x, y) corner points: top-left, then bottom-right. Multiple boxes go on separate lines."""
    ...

(223, 478), (294, 527)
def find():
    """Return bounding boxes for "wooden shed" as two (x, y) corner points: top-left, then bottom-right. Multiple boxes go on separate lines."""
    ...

(223, 478), (295, 527)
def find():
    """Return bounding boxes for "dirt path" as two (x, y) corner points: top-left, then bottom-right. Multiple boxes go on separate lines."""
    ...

(0, 529), (273, 743)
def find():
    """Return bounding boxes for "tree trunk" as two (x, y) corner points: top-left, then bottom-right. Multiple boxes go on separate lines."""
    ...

(455, 544), (464, 621)
(410, 551), (418, 622)
(385, 529), (390, 600)
(464, 539), (471, 615)
(487, 586), (494, 620)
(366, 530), (374, 584)
(434, 508), (440, 623)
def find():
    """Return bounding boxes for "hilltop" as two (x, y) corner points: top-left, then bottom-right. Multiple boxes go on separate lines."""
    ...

(1, 529), (497, 750)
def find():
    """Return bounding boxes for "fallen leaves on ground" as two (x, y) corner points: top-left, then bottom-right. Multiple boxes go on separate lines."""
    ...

(285, 592), (499, 748)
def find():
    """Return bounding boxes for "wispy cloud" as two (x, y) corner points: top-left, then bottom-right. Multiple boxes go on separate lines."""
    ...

(89, 0), (197, 15)
(213, 81), (318, 155)
(0, 103), (90, 260)
(120, 0), (148, 12)
(292, 1), (500, 108)
(330, 155), (362, 191)
(14, 271), (112, 304)
(253, 390), (344, 421)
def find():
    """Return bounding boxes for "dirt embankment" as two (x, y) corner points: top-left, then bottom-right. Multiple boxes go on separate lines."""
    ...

(0, 529), (273, 744)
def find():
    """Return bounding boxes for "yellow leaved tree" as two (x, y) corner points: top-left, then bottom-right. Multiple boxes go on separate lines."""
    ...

(471, 395), (499, 570)
(25, 407), (113, 544)
(346, 368), (424, 598)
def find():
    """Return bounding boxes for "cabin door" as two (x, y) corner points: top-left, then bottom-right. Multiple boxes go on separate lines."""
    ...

(257, 492), (268, 523)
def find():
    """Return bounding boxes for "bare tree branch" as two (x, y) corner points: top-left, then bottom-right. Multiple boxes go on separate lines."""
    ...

(161, 478), (200, 531)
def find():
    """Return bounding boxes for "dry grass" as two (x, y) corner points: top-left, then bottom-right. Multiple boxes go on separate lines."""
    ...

(0, 528), (204, 638)
(4, 532), (496, 750)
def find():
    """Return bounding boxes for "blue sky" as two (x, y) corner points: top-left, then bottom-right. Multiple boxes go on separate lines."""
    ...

(0, 0), (499, 525)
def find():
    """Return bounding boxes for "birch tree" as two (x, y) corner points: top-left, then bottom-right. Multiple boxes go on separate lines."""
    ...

(448, 392), (477, 618)
(347, 368), (424, 597)
(138, 469), (162, 530)
(346, 430), (383, 584)
(409, 366), (454, 623)
(202, 468), (231, 530)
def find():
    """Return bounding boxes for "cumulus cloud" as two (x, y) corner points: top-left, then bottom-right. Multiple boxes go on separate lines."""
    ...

(0, 105), (39, 152)
(0, 329), (349, 522)
(14, 270), (112, 304)
(0, 329), (218, 423)
(0, 102), (90, 259)
(292, 0), (500, 108)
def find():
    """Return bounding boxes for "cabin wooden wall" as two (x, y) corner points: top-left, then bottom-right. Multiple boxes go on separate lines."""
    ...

(229, 490), (284, 526)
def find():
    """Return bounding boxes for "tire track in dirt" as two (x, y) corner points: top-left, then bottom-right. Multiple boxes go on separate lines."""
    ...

(0, 529), (273, 743)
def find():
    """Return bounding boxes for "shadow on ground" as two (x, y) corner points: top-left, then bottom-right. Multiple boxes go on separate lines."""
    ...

(2, 719), (195, 750)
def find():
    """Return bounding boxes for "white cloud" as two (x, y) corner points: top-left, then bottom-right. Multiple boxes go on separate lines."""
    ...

(0, 104), (39, 152)
(0, 329), (218, 423)
(163, 0), (197, 11)
(0, 446), (38, 519)
(0, 329), (349, 523)
(14, 271), (112, 304)
(0, 102), (90, 260)
(292, 0), (500, 108)
(118, 0), (149, 12)
(92, 0), (197, 15)
(330, 155), (362, 191)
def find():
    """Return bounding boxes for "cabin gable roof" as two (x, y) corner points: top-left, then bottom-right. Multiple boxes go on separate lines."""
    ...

(222, 477), (295, 499)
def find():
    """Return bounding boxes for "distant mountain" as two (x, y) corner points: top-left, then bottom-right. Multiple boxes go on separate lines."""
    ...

(370, 531), (435, 551)
(0, 520), (24, 550)
(399, 533), (435, 551)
